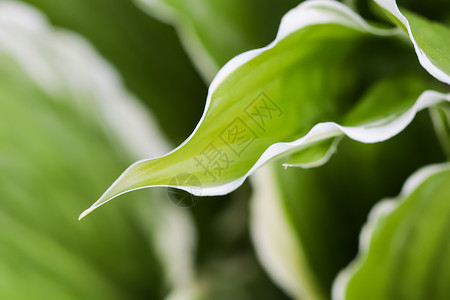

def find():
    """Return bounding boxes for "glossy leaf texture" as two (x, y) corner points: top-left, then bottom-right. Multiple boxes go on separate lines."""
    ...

(333, 162), (450, 300)
(80, 0), (450, 219)
(0, 2), (197, 299)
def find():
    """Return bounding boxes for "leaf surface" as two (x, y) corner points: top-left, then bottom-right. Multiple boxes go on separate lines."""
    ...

(374, 0), (450, 84)
(81, 0), (450, 219)
(333, 163), (450, 300)
(0, 2), (197, 298)
(250, 111), (447, 300)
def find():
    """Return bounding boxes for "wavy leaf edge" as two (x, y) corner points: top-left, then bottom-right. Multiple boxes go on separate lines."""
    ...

(0, 2), (200, 299)
(331, 162), (450, 300)
(79, 0), (450, 219)
(374, 0), (450, 85)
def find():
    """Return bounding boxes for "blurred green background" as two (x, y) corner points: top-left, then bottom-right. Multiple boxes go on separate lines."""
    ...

(0, 0), (449, 299)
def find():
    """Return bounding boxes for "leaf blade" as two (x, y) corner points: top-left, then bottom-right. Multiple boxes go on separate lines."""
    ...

(81, 0), (450, 218)
(333, 163), (450, 300)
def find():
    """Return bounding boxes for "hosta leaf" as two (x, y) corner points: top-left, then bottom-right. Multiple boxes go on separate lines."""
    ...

(281, 137), (341, 168)
(0, 2), (197, 299)
(250, 112), (447, 300)
(374, 0), (450, 84)
(333, 162), (450, 300)
(430, 103), (450, 157)
(135, 0), (295, 79)
(18, 0), (206, 143)
(388, 0), (450, 24)
(250, 164), (326, 300)
(80, 0), (450, 219)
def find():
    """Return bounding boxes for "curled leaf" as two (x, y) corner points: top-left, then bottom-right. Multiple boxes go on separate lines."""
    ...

(333, 163), (450, 300)
(374, 0), (450, 84)
(0, 2), (198, 298)
(249, 112), (447, 300)
(81, 0), (450, 219)
(135, 0), (293, 80)
(250, 164), (327, 300)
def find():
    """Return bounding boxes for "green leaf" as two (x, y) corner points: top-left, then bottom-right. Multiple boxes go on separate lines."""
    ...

(18, 0), (206, 143)
(0, 44), (161, 300)
(250, 164), (327, 300)
(404, 10), (450, 79)
(282, 137), (341, 168)
(80, 0), (450, 219)
(135, 0), (295, 79)
(388, 0), (450, 24)
(430, 103), (450, 158)
(250, 111), (447, 300)
(0, 2), (198, 298)
(374, 0), (450, 84)
(333, 163), (450, 300)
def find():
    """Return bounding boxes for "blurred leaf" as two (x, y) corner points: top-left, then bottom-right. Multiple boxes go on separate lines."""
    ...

(333, 163), (450, 300)
(80, 0), (449, 218)
(430, 103), (450, 158)
(250, 111), (447, 300)
(0, 45), (164, 300)
(194, 253), (291, 300)
(250, 164), (327, 300)
(374, 0), (450, 84)
(395, 0), (450, 24)
(248, 2), (450, 296)
(8, 1), (297, 298)
(0, 2), (201, 298)
(136, 0), (296, 79)
(18, 0), (207, 144)
(403, 10), (450, 79)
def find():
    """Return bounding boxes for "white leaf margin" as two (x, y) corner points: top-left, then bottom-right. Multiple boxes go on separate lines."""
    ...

(250, 163), (326, 300)
(282, 136), (343, 169)
(135, 0), (219, 81)
(0, 0), (170, 160)
(80, 0), (450, 219)
(332, 162), (450, 300)
(0, 2), (199, 300)
(373, 0), (450, 85)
